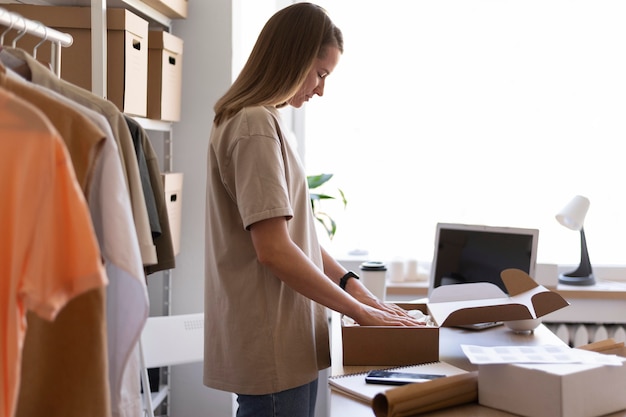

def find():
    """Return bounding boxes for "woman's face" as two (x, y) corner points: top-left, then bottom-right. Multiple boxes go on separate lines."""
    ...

(288, 46), (341, 108)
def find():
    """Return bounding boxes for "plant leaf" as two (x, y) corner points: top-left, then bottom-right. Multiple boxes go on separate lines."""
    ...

(315, 193), (335, 201)
(338, 189), (347, 207)
(307, 173), (344, 240)
(307, 173), (333, 189)
(314, 211), (337, 239)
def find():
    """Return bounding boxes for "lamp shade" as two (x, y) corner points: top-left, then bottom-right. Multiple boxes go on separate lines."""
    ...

(555, 195), (590, 231)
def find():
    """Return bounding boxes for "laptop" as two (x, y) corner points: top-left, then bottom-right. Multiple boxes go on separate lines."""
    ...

(428, 222), (539, 329)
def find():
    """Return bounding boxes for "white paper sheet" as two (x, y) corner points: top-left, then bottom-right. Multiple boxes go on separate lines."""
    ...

(461, 344), (623, 366)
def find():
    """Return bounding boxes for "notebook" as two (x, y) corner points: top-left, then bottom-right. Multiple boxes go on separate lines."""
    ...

(328, 361), (469, 404)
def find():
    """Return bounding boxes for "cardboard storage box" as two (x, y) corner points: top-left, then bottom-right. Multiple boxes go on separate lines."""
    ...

(162, 172), (183, 256)
(140, 0), (188, 19)
(341, 269), (569, 366)
(341, 303), (439, 366)
(148, 31), (183, 121)
(1, 5), (149, 116)
(478, 355), (626, 417)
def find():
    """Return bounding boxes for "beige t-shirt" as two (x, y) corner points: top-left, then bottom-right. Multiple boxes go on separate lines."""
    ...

(204, 106), (330, 395)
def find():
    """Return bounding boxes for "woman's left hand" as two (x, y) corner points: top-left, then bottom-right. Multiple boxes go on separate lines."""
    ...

(346, 278), (426, 323)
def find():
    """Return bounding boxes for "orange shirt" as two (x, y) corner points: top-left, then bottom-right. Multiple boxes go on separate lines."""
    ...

(0, 88), (107, 417)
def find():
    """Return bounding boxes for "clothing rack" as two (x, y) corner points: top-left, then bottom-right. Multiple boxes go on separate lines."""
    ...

(0, 7), (73, 76)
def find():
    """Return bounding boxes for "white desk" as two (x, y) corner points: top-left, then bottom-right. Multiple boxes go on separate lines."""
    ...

(328, 311), (626, 416)
(543, 280), (626, 324)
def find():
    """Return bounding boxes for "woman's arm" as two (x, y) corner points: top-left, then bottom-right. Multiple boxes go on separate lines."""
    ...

(320, 247), (419, 319)
(249, 216), (421, 326)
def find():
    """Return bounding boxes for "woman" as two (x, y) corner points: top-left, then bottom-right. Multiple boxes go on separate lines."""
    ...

(204, 3), (423, 416)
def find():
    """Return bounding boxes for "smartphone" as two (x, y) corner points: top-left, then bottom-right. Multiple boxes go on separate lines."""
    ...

(365, 370), (445, 386)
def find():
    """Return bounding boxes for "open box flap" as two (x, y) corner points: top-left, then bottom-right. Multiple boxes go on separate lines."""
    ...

(502, 269), (569, 316)
(501, 268), (541, 296)
(428, 268), (569, 327)
(433, 303), (535, 326)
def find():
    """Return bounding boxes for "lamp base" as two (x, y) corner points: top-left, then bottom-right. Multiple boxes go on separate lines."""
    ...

(558, 273), (595, 286)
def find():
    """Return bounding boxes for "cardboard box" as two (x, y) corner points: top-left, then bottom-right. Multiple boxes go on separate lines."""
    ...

(140, 0), (188, 19)
(341, 269), (569, 366)
(147, 31), (183, 121)
(1, 5), (149, 116)
(341, 303), (439, 366)
(478, 357), (626, 417)
(426, 268), (570, 327)
(162, 172), (183, 256)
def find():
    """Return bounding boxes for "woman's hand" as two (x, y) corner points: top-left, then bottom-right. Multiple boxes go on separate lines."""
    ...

(352, 303), (426, 327)
(344, 277), (426, 326)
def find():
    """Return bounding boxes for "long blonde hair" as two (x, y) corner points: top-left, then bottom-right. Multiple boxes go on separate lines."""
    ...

(213, 2), (343, 126)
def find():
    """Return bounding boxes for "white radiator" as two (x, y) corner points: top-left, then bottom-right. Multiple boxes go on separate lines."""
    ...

(545, 323), (626, 347)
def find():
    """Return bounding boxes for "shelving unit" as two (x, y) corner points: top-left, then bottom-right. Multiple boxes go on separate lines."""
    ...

(85, 2), (178, 414)
(91, 4), (178, 416)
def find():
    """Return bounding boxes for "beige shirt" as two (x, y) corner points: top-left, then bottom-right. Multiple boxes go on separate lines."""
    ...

(204, 106), (330, 395)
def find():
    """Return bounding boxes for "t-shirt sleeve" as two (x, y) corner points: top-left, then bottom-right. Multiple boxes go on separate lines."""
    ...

(229, 134), (294, 230)
(20, 133), (107, 321)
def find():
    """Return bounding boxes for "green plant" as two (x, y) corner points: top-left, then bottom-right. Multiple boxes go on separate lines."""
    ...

(307, 173), (347, 240)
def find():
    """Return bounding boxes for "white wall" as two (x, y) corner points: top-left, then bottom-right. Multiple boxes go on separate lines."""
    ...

(169, 0), (234, 415)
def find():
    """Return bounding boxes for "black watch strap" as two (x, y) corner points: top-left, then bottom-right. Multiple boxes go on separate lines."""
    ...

(339, 271), (359, 291)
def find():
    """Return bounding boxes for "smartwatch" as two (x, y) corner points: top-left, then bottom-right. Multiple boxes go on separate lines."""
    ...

(339, 271), (359, 291)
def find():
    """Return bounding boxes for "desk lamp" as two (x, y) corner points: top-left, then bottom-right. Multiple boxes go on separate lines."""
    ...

(555, 195), (595, 286)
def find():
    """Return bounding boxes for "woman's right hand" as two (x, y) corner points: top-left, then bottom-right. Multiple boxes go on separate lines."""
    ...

(342, 274), (426, 327)
(352, 303), (426, 327)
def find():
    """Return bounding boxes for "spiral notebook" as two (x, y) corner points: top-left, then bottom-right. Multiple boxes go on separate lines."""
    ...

(328, 361), (469, 404)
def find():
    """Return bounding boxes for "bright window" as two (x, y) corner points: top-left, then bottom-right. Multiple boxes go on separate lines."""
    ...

(304, 0), (626, 266)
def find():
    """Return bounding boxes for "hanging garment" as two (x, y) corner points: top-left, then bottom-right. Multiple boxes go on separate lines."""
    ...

(126, 116), (177, 274)
(28, 84), (148, 417)
(0, 63), (113, 417)
(0, 86), (108, 417)
(127, 116), (162, 239)
(85, 105), (148, 417)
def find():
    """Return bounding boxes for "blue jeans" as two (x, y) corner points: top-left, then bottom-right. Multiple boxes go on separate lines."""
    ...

(235, 379), (318, 417)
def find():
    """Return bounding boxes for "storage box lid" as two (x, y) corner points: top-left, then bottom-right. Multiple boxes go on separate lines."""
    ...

(107, 9), (148, 37)
(149, 30), (183, 54)
(428, 269), (570, 327)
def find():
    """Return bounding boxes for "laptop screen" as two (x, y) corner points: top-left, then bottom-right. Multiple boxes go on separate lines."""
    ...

(429, 223), (539, 295)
